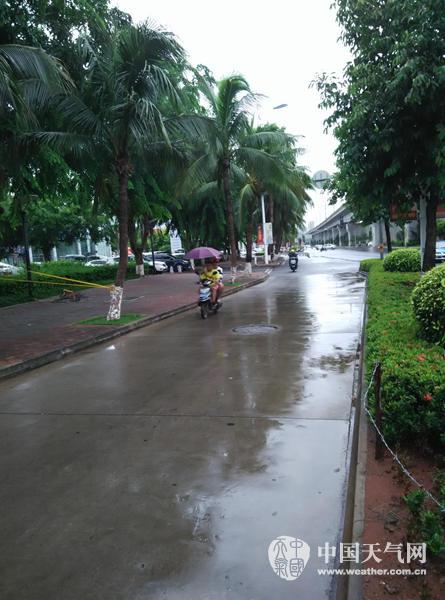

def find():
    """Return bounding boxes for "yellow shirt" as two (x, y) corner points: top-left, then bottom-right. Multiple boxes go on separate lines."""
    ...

(200, 268), (221, 284)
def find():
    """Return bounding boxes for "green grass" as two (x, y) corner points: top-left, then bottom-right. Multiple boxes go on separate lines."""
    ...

(364, 261), (445, 451)
(76, 313), (144, 326)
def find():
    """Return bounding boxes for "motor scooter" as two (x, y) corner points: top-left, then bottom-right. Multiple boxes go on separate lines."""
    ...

(289, 255), (298, 272)
(198, 279), (221, 319)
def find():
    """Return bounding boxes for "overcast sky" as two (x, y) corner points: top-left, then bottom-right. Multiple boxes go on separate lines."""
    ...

(114, 0), (351, 226)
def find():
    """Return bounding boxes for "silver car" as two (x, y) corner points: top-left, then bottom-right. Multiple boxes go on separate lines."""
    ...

(436, 240), (445, 262)
(0, 261), (20, 275)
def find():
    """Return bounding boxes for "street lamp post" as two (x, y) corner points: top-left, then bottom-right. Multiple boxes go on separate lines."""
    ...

(261, 193), (269, 265)
(260, 103), (288, 265)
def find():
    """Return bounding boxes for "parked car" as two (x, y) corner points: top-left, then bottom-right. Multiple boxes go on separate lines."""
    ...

(0, 261), (20, 275)
(85, 259), (113, 267)
(150, 252), (191, 271)
(325, 243), (336, 250)
(113, 255), (167, 273)
(144, 258), (168, 273)
(113, 255), (135, 263)
(85, 254), (112, 262)
(436, 240), (445, 262)
(62, 254), (86, 262)
(171, 248), (186, 257)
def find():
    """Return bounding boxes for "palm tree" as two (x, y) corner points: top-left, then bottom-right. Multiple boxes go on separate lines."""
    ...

(272, 170), (312, 252)
(0, 44), (71, 193)
(238, 123), (311, 270)
(185, 75), (295, 277)
(0, 44), (69, 115)
(45, 22), (184, 318)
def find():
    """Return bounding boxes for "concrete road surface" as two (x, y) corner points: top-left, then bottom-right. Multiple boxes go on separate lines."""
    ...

(0, 254), (365, 600)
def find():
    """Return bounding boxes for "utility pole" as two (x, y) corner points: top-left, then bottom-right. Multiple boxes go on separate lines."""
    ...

(261, 193), (269, 265)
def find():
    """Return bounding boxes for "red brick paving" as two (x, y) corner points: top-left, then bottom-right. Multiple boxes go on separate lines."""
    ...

(0, 270), (266, 370)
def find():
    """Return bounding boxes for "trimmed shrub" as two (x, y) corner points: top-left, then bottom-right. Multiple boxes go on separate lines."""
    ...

(365, 261), (445, 452)
(383, 248), (421, 272)
(0, 261), (138, 306)
(412, 264), (445, 343)
(32, 260), (123, 282)
(359, 258), (381, 272)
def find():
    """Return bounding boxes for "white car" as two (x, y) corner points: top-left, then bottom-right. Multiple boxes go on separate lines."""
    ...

(0, 261), (20, 275)
(143, 258), (168, 272)
(63, 254), (86, 262)
(325, 244), (337, 250)
(436, 241), (445, 262)
(85, 259), (113, 267)
(113, 255), (167, 273)
(172, 248), (186, 257)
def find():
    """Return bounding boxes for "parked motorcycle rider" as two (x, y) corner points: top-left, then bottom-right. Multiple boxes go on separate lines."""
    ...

(200, 259), (223, 305)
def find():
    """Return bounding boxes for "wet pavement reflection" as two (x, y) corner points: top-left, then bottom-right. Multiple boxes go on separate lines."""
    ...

(0, 254), (365, 600)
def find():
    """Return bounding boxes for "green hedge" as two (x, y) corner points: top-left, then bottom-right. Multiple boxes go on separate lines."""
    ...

(365, 262), (445, 452)
(383, 248), (421, 272)
(31, 260), (124, 281)
(359, 258), (381, 272)
(0, 261), (138, 307)
(412, 264), (445, 344)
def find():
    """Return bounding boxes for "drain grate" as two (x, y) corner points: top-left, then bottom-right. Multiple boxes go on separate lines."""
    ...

(232, 324), (279, 335)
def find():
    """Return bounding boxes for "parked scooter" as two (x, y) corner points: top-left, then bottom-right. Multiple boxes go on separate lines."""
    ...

(198, 279), (222, 319)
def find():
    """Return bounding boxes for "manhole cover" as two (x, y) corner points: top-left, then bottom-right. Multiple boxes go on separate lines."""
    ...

(232, 324), (279, 335)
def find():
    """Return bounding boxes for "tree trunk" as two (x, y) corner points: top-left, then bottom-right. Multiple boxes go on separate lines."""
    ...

(245, 200), (254, 275)
(275, 229), (283, 256)
(134, 249), (144, 277)
(42, 247), (52, 262)
(107, 155), (129, 320)
(384, 219), (392, 253)
(423, 195), (439, 271)
(128, 216), (146, 278)
(222, 159), (238, 278)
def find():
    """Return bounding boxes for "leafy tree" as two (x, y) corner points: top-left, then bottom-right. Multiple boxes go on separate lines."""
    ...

(316, 0), (445, 269)
(45, 22), (185, 317)
(437, 220), (445, 240)
(127, 167), (175, 275)
(185, 74), (297, 275)
(238, 123), (311, 266)
(0, 0), (131, 79)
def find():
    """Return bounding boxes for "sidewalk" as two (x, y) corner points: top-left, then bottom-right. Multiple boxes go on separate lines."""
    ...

(0, 269), (268, 378)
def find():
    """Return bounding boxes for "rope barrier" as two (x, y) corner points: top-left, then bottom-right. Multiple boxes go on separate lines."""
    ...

(364, 363), (445, 512)
(1, 277), (101, 288)
(29, 270), (112, 289)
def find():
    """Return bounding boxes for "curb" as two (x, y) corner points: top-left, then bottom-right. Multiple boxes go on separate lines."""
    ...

(336, 272), (368, 600)
(0, 272), (269, 381)
(345, 272), (369, 600)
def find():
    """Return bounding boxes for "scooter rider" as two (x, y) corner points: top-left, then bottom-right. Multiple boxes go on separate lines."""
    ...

(200, 258), (223, 305)
(288, 246), (299, 271)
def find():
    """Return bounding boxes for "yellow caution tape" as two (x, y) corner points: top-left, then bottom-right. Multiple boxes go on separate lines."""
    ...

(29, 270), (112, 289)
(1, 277), (102, 288)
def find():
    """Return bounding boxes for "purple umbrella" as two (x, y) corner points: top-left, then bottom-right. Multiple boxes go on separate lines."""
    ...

(185, 247), (221, 260)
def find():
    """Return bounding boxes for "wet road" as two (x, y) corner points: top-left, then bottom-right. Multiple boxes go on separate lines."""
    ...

(0, 254), (365, 600)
